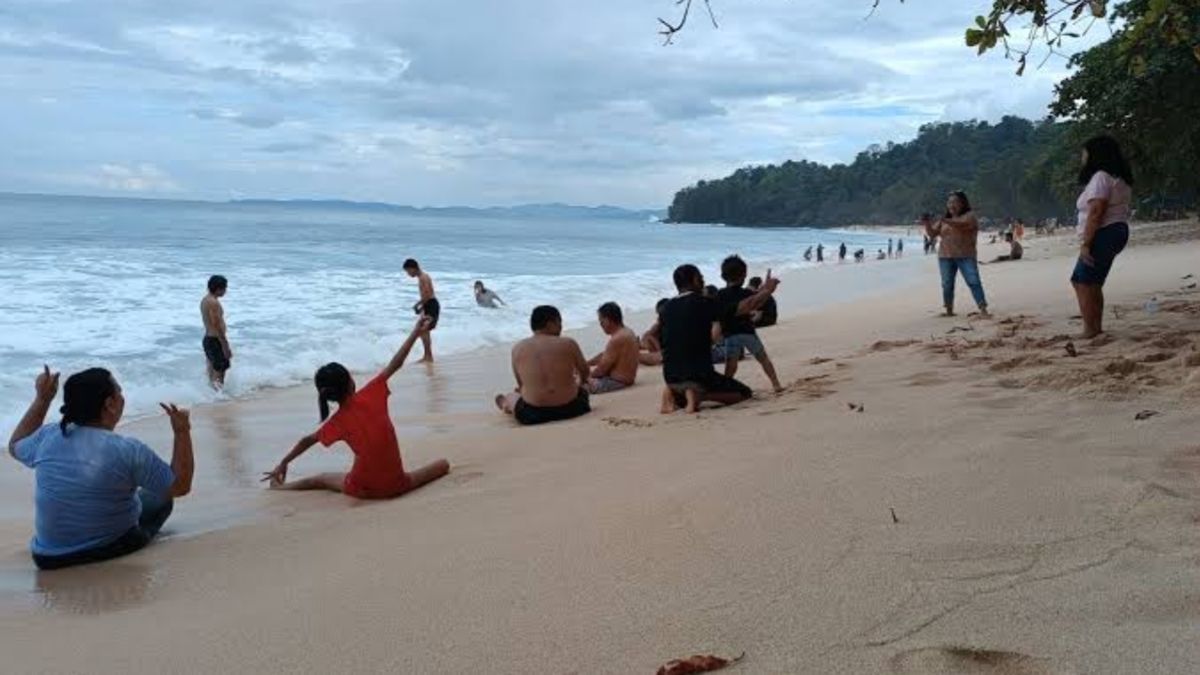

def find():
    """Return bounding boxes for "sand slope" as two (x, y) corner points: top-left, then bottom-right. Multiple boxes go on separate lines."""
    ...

(2, 222), (1199, 674)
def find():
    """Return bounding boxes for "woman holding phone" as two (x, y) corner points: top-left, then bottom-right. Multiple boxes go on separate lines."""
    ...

(922, 191), (989, 317)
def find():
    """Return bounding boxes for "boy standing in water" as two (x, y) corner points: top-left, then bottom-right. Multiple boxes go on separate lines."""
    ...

(403, 259), (438, 363)
(200, 275), (231, 390)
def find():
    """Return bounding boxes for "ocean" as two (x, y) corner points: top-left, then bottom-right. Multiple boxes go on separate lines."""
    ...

(0, 193), (911, 430)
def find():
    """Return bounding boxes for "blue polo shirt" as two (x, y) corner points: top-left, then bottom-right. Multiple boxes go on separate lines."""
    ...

(13, 424), (174, 556)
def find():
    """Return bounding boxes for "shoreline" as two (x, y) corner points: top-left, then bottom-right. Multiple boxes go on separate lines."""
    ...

(2, 220), (1198, 673)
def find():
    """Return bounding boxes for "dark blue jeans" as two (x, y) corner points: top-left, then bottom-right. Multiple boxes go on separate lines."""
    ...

(939, 257), (988, 311)
(32, 489), (174, 570)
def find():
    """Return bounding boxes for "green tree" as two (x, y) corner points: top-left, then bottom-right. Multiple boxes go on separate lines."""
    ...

(1050, 0), (1200, 211)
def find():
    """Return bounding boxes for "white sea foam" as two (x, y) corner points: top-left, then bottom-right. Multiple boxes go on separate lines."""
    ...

(0, 195), (916, 430)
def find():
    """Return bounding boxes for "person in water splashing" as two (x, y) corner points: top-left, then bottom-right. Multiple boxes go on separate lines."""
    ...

(474, 280), (505, 308)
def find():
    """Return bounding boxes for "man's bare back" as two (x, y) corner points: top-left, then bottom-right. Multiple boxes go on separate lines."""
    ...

(417, 272), (434, 302)
(200, 295), (224, 338)
(512, 334), (589, 407)
(594, 326), (639, 385)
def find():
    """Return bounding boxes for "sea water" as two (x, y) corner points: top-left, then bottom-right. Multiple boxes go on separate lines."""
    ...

(0, 193), (910, 429)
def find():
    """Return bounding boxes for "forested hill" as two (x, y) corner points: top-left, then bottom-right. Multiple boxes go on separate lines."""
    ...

(667, 116), (1074, 227)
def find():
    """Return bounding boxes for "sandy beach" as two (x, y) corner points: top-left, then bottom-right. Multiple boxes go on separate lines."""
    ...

(2, 221), (1199, 674)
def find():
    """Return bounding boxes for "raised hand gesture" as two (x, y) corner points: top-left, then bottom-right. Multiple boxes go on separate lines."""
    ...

(159, 403), (191, 434)
(35, 365), (60, 402)
(763, 269), (782, 293)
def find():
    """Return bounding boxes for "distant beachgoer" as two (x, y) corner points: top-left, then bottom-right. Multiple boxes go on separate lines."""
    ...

(10, 366), (195, 569)
(896, 238), (904, 258)
(747, 276), (778, 328)
(496, 306), (591, 425)
(876, 249), (887, 260)
(263, 318), (450, 497)
(854, 249), (865, 263)
(888, 238), (894, 259)
(717, 256), (784, 393)
(816, 243), (825, 263)
(1072, 135), (1133, 338)
(403, 258), (438, 363)
(474, 281), (505, 308)
(987, 232), (1024, 263)
(922, 191), (989, 317)
(659, 264), (778, 414)
(201, 275), (231, 390)
(803, 246), (813, 262)
(1014, 219), (1026, 241)
(587, 302), (639, 394)
(838, 242), (847, 262)
(704, 284), (719, 298)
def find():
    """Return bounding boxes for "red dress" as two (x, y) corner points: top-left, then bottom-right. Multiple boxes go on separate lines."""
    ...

(316, 375), (409, 498)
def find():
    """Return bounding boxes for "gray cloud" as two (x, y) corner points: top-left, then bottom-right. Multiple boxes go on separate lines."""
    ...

(0, 0), (1095, 207)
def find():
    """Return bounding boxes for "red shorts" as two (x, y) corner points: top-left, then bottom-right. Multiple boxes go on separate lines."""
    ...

(343, 473), (410, 500)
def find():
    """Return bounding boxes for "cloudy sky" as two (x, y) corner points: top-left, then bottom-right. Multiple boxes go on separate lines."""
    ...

(0, 0), (1100, 207)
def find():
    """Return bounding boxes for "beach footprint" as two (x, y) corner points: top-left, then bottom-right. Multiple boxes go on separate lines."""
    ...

(889, 646), (1072, 674)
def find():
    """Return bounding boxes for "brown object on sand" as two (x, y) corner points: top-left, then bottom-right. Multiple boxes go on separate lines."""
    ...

(1134, 410), (1159, 421)
(1064, 342), (1078, 358)
(656, 652), (744, 675)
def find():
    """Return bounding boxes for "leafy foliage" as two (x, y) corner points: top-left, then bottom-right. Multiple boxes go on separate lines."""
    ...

(1050, 0), (1200, 211)
(667, 117), (1073, 227)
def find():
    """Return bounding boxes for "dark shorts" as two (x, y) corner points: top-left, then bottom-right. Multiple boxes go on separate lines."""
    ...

(667, 371), (753, 408)
(513, 389), (591, 426)
(1071, 222), (1129, 286)
(415, 297), (441, 330)
(32, 490), (173, 570)
(202, 336), (230, 372)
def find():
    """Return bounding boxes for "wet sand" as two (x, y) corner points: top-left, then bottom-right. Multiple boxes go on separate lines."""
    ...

(1, 221), (1198, 673)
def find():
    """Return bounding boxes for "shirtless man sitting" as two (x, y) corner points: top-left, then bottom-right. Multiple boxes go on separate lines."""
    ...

(586, 302), (639, 394)
(638, 298), (669, 366)
(495, 305), (591, 426)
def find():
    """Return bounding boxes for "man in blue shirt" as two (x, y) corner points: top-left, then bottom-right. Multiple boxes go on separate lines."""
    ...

(8, 366), (195, 570)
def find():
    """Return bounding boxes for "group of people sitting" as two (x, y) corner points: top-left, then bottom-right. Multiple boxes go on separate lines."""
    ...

(494, 254), (784, 423)
(9, 254), (783, 571)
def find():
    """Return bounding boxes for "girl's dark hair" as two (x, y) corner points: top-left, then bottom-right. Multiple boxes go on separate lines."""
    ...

(59, 368), (117, 435)
(314, 363), (352, 421)
(945, 191), (972, 218)
(1079, 135), (1134, 186)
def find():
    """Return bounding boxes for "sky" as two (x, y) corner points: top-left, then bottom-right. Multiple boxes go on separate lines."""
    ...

(0, 0), (1105, 208)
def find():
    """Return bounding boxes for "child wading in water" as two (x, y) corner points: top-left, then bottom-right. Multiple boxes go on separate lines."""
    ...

(263, 318), (450, 498)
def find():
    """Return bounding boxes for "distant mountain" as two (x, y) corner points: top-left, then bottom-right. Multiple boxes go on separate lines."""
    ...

(229, 198), (665, 221)
(0, 192), (665, 221)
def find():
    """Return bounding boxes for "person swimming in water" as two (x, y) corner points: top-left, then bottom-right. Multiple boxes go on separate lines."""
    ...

(474, 281), (505, 308)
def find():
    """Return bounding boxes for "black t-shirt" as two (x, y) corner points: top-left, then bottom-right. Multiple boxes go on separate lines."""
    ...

(755, 296), (778, 328)
(715, 286), (757, 337)
(661, 293), (729, 383)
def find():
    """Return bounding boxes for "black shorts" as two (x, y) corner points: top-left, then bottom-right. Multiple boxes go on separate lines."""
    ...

(203, 336), (230, 372)
(1071, 222), (1128, 286)
(415, 297), (441, 330)
(514, 389), (591, 426)
(667, 371), (752, 408)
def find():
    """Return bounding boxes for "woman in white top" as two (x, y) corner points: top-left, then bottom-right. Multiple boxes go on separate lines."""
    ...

(1071, 135), (1133, 338)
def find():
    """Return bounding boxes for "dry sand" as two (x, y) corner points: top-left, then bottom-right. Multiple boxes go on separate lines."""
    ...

(1, 221), (1198, 674)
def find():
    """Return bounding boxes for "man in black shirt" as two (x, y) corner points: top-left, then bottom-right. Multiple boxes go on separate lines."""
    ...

(659, 263), (780, 413)
(718, 257), (784, 393)
(747, 276), (778, 328)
